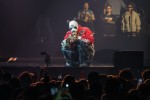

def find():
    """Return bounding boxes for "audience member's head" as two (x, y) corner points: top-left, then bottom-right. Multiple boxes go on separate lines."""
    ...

(89, 82), (103, 99)
(99, 74), (108, 88)
(43, 72), (51, 83)
(79, 79), (88, 90)
(141, 69), (150, 81)
(104, 77), (122, 96)
(119, 69), (133, 81)
(69, 82), (85, 100)
(137, 83), (150, 100)
(18, 71), (34, 88)
(61, 75), (75, 88)
(125, 89), (140, 100)
(23, 86), (42, 100)
(118, 77), (133, 96)
(88, 71), (100, 85)
(144, 79), (150, 85)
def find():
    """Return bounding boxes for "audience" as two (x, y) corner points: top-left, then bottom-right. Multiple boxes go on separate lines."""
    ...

(125, 89), (140, 100)
(0, 67), (150, 100)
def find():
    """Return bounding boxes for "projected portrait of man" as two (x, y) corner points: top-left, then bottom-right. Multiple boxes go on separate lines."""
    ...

(121, 2), (141, 37)
(77, 2), (95, 33)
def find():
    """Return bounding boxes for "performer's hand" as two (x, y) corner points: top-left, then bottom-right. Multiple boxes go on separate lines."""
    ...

(67, 35), (77, 43)
(69, 36), (76, 42)
(81, 38), (90, 43)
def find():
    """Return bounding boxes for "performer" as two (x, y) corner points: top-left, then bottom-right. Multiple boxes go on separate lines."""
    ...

(61, 20), (95, 67)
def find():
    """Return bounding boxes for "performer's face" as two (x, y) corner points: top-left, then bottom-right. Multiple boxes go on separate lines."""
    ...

(69, 20), (78, 33)
(69, 25), (78, 33)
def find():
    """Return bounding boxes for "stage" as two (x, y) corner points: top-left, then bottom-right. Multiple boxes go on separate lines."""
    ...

(0, 57), (146, 79)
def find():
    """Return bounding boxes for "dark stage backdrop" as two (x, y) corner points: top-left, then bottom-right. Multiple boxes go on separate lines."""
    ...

(0, 0), (150, 65)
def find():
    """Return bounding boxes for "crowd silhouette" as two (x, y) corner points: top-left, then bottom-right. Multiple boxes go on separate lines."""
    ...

(0, 67), (150, 100)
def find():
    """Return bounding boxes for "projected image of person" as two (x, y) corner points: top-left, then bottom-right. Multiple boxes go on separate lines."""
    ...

(61, 20), (95, 67)
(101, 5), (116, 37)
(121, 2), (141, 37)
(104, 0), (126, 18)
(77, 2), (95, 33)
(104, 0), (127, 35)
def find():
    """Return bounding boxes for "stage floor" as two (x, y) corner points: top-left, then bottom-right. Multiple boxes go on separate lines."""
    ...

(1, 57), (145, 79)
(0, 57), (114, 68)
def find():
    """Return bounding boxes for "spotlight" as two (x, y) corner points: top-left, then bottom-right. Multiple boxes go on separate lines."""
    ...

(8, 57), (17, 62)
(2, 57), (17, 63)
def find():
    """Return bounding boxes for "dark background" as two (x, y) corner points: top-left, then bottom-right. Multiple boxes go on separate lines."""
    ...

(0, 0), (150, 65)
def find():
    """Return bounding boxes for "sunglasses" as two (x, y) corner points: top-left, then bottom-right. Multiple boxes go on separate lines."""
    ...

(69, 26), (77, 30)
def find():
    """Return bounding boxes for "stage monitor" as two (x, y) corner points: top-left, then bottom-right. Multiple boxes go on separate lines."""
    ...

(113, 51), (144, 68)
